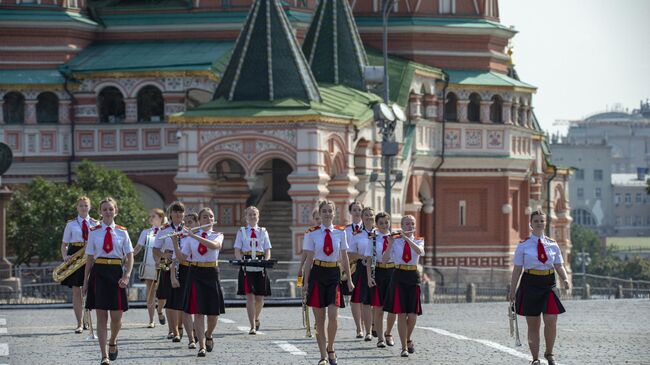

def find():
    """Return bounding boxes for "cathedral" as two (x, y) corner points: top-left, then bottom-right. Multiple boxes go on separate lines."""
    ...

(0, 0), (572, 282)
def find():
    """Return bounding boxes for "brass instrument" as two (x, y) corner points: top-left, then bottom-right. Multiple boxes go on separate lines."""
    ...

(508, 301), (522, 346)
(156, 223), (216, 239)
(53, 247), (87, 283)
(83, 295), (97, 340)
(302, 288), (312, 338)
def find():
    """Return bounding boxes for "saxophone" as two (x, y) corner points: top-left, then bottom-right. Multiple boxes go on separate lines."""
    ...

(52, 247), (87, 282)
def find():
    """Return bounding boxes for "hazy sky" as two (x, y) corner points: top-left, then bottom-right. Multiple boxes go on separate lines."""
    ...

(499, 0), (650, 134)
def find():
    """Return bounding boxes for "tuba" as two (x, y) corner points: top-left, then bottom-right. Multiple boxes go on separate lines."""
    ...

(52, 247), (87, 282)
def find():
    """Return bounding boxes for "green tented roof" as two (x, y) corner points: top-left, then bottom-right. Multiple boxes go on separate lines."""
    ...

(447, 70), (536, 89)
(63, 40), (234, 74)
(0, 69), (64, 85)
(176, 83), (382, 122)
(355, 16), (514, 32)
(0, 9), (97, 25)
(366, 48), (443, 107)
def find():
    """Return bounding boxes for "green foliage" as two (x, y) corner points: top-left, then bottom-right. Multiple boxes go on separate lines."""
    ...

(7, 160), (147, 266)
(571, 224), (650, 281)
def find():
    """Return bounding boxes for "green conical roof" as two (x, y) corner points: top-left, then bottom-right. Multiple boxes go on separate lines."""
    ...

(213, 0), (321, 102)
(302, 0), (368, 90)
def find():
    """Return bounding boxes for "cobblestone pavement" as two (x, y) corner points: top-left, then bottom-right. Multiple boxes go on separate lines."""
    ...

(0, 299), (648, 365)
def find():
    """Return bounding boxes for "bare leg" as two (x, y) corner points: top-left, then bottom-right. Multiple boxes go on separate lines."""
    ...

(362, 304), (372, 335)
(373, 306), (385, 343)
(72, 286), (83, 329)
(397, 313), (408, 349)
(108, 310), (123, 345)
(406, 313), (417, 342)
(96, 310), (108, 360)
(145, 280), (156, 325)
(542, 314), (558, 356)
(326, 304), (338, 356)
(206, 315), (218, 338)
(386, 312), (396, 337)
(245, 293), (255, 329)
(182, 312), (194, 343)
(526, 316), (542, 361)
(167, 308), (178, 336)
(312, 307), (327, 360)
(254, 296), (264, 325)
(194, 314), (205, 349)
(350, 302), (362, 335)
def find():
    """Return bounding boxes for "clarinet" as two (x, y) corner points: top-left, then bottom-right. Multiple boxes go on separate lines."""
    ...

(371, 230), (377, 280)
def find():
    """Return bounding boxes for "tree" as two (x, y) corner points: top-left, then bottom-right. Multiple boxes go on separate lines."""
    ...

(7, 160), (147, 266)
(569, 224), (604, 273)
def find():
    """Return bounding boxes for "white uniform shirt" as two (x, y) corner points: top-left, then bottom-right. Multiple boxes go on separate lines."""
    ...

(86, 222), (134, 259)
(363, 231), (395, 264)
(303, 224), (348, 262)
(344, 222), (362, 253)
(136, 227), (159, 266)
(154, 223), (183, 252)
(62, 216), (98, 244)
(389, 235), (425, 265)
(350, 228), (373, 257)
(513, 234), (564, 270)
(233, 226), (272, 254)
(181, 230), (223, 263)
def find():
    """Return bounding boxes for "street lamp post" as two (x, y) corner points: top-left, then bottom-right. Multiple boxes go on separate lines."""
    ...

(381, 0), (396, 214)
(575, 248), (591, 293)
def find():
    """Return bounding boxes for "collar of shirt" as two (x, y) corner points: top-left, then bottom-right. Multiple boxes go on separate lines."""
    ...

(247, 225), (259, 231)
(78, 215), (90, 223)
(102, 222), (116, 230)
(171, 221), (183, 231)
(530, 233), (546, 242)
(320, 224), (334, 232)
(351, 221), (362, 228)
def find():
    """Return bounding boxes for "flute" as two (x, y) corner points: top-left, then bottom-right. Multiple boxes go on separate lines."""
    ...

(157, 222), (216, 239)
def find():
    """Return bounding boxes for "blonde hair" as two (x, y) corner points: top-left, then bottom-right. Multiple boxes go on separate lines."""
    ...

(318, 200), (336, 213)
(401, 215), (416, 225)
(77, 196), (91, 205)
(198, 207), (215, 221)
(98, 197), (118, 212)
(245, 206), (260, 215)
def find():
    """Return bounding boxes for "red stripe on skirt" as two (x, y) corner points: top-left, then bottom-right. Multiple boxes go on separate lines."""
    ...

(392, 285), (402, 313)
(415, 285), (421, 314)
(546, 292), (561, 314)
(517, 288), (524, 315)
(352, 274), (361, 303)
(243, 274), (251, 295)
(372, 287), (381, 307)
(335, 284), (342, 307)
(308, 272), (321, 307)
(189, 282), (198, 314)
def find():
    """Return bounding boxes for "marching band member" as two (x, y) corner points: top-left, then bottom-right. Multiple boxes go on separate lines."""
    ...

(181, 207), (225, 358)
(350, 206), (375, 341)
(343, 201), (364, 338)
(154, 201), (185, 341)
(382, 215), (424, 357)
(234, 206), (272, 335)
(61, 196), (98, 333)
(298, 207), (322, 286)
(365, 212), (397, 348)
(303, 200), (354, 365)
(82, 197), (133, 365)
(169, 213), (198, 349)
(133, 208), (166, 328)
(509, 210), (570, 365)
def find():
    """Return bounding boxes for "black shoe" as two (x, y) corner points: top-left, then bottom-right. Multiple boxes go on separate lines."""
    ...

(371, 330), (377, 338)
(158, 313), (166, 325)
(108, 343), (118, 361)
(100, 358), (110, 365)
(172, 335), (181, 343)
(327, 351), (337, 365)
(255, 320), (260, 331)
(197, 348), (207, 357)
(205, 332), (214, 352)
(407, 340), (415, 354)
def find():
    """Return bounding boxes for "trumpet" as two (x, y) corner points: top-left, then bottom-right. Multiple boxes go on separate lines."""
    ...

(302, 288), (312, 337)
(156, 223), (216, 239)
(508, 301), (522, 346)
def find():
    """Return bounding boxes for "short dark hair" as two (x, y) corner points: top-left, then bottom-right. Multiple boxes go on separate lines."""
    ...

(530, 209), (546, 221)
(167, 201), (185, 217)
(375, 211), (390, 224)
(348, 201), (363, 212)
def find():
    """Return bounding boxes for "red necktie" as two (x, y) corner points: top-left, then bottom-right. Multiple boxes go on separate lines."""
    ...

(250, 228), (257, 248)
(198, 232), (208, 256)
(103, 227), (113, 253)
(323, 229), (333, 256)
(537, 238), (547, 263)
(81, 220), (88, 242)
(402, 241), (412, 263)
(154, 227), (159, 234)
(382, 236), (388, 254)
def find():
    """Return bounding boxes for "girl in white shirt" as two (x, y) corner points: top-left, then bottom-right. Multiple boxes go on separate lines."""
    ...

(234, 206), (272, 335)
(349, 206), (375, 341)
(508, 210), (570, 365)
(342, 201), (364, 338)
(82, 197), (134, 365)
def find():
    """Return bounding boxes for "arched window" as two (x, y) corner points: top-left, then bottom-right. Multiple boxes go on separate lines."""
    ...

(571, 208), (597, 226)
(36, 92), (59, 124)
(98, 86), (125, 123)
(468, 92), (481, 122)
(490, 95), (503, 123)
(444, 92), (458, 121)
(137, 85), (164, 122)
(3, 92), (25, 124)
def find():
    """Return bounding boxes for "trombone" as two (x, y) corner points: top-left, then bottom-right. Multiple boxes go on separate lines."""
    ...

(508, 301), (522, 346)
(156, 223), (216, 239)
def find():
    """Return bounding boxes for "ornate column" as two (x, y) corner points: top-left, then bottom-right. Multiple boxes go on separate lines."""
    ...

(480, 100), (492, 123)
(408, 93), (423, 120)
(526, 107), (534, 128)
(458, 100), (470, 123)
(436, 98), (444, 121)
(58, 99), (71, 124)
(25, 100), (37, 124)
(519, 105), (528, 127)
(502, 101), (513, 125)
(511, 102), (519, 125)
(124, 98), (137, 123)
(423, 94), (437, 120)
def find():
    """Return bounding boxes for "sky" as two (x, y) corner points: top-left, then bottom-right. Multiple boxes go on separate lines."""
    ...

(498, 0), (650, 135)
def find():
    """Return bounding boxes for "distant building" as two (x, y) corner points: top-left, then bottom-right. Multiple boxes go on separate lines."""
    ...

(612, 169), (650, 237)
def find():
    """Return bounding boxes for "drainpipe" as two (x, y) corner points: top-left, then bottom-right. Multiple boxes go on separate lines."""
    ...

(430, 70), (449, 286)
(546, 164), (557, 236)
(59, 68), (77, 185)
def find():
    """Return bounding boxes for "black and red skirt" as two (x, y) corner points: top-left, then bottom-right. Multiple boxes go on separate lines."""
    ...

(237, 262), (272, 296)
(370, 266), (394, 307)
(156, 269), (172, 300)
(307, 264), (345, 308)
(350, 259), (371, 305)
(165, 263), (189, 311)
(515, 273), (565, 316)
(383, 268), (422, 315)
(85, 260), (128, 312)
(61, 245), (85, 288)
(184, 265), (226, 316)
